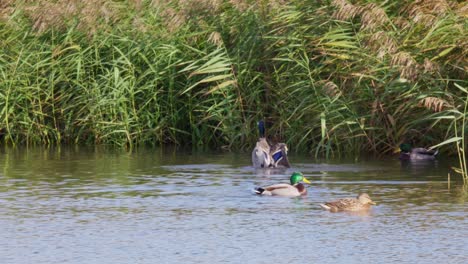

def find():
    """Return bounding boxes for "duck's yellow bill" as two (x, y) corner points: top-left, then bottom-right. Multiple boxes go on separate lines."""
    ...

(302, 177), (311, 184)
(369, 201), (377, 205)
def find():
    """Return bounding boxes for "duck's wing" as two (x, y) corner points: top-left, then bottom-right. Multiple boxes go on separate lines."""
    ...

(263, 183), (291, 191)
(270, 143), (291, 168)
(323, 198), (358, 211)
(252, 148), (269, 168)
(410, 148), (438, 160)
(252, 138), (271, 168)
(412, 148), (438, 156)
(257, 184), (300, 196)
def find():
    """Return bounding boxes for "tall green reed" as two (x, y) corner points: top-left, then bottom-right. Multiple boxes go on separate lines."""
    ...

(0, 0), (466, 156)
(430, 83), (468, 185)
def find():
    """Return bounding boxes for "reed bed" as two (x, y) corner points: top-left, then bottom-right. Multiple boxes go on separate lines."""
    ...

(0, 0), (466, 157)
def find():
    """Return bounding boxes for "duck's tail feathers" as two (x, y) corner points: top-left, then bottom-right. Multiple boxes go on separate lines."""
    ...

(319, 204), (331, 210)
(254, 187), (265, 194)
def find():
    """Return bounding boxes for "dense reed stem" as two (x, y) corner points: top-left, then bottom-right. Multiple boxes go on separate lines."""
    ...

(0, 0), (466, 157)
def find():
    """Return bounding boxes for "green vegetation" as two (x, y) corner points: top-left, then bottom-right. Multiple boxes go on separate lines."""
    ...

(431, 83), (468, 185)
(0, 0), (466, 157)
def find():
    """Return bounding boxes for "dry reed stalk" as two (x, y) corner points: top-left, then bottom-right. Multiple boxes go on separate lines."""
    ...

(268, 0), (288, 10)
(320, 81), (341, 97)
(155, 0), (224, 33)
(176, 0), (223, 14)
(132, 17), (148, 33)
(160, 6), (186, 32)
(131, 0), (143, 12)
(229, 0), (249, 12)
(358, 3), (391, 31)
(369, 99), (386, 131)
(366, 31), (398, 59)
(26, 1), (76, 33)
(391, 52), (420, 81)
(0, 0), (13, 20)
(229, 0), (286, 12)
(0, 0), (12, 8)
(456, 2), (468, 17)
(23, 0), (121, 34)
(331, 0), (360, 21)
(393, 16), (411, 31)
(412, 0), (451, 16)
(78, 0), (118, 34)
(423, 58), (440, 74)
(208, 31), (223, 47)
(412, 12), (437, 27)
(419, 97), (448, 112)
(405, 0), (452, 27)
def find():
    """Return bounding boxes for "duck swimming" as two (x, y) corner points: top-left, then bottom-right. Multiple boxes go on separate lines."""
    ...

(399, 143), (438, 160)
(320, 193), (376, 212)
(254, 172), (311, 197)
(251, 120), (290, 168)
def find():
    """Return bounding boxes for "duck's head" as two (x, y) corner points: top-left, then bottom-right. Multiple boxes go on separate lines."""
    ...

(290, 172), (311, 185)
(357, 193), (376, 205)
(258, 120), (265, 138)
(399, 143), (412, 153)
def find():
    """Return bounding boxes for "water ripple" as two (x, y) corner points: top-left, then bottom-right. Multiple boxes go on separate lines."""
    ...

(0, 150), (466, 264)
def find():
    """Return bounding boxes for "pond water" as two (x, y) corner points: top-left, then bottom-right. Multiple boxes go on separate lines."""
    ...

(0, 147), (467, 264)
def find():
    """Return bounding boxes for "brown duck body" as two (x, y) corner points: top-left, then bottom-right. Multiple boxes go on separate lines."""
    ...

(320, 193), (376, 212)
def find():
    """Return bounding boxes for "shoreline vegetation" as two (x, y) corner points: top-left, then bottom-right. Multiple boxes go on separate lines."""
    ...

(0, 0), (467, 158)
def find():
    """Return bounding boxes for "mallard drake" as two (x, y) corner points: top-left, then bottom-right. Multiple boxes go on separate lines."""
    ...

(399, 143), (438, 160)
(252, 120), (290, 168)
(254, 172), (311, 197)
(320, 193), (376, 212)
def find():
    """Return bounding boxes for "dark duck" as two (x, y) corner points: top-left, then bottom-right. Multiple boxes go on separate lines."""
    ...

(399, 143), (438, 160)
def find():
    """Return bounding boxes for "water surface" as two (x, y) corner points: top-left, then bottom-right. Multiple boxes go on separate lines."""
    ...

(0, 148), (466, 264)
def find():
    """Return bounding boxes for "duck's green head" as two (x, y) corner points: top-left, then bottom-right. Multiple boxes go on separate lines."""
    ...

(290, 172), (311, 185)
(399, 143), (412, 153)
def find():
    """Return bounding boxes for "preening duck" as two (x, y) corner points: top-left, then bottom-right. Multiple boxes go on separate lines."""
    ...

(251, 120), (290, 168)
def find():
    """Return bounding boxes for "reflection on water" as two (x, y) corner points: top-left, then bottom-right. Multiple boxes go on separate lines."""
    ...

(0, 147), (467, 264)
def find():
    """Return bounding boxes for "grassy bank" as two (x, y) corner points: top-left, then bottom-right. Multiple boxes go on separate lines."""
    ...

(0, 0), (466, 156)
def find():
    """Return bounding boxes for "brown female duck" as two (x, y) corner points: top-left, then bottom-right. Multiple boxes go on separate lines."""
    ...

(320, 193), (376, 212)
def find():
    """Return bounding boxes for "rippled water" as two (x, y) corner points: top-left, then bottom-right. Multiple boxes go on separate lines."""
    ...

(0, 147), (467, 264)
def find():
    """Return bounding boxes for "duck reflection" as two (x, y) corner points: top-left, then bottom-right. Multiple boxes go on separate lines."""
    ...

(400, 158), (439, 176)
